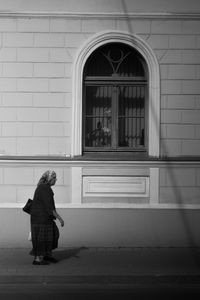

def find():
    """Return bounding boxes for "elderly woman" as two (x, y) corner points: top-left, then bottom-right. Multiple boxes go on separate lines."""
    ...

(30, 170), (64, 265)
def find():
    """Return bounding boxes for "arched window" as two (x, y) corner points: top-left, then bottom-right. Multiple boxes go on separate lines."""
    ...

(82, 42), (148, 156)
(71, 31), (160, 158)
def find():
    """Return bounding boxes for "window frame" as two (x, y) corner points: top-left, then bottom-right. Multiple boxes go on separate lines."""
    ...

(71, 31), (160, 158)
(82, 42), (148, 155)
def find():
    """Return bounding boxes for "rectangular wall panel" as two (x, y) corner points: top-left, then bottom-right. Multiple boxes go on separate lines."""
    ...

(83, 176), (149, 197)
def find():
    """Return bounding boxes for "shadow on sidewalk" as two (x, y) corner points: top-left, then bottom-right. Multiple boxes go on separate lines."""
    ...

(55, 247), (88, 261)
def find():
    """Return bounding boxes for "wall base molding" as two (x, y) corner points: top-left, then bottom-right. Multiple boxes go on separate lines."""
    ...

(3, 203), (200, 209)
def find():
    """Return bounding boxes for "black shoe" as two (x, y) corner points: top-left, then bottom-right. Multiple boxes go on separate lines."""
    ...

(43, 256), (58, 263)
(32, 260), (50, 265)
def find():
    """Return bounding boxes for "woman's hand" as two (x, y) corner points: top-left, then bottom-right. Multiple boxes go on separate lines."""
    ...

(53, 210), (64, 227)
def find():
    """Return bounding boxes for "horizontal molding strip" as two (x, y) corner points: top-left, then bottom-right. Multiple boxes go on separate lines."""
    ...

(0, 159), (200, 167)
(2, 203), (200, 209)
(0, 11), (199, 19)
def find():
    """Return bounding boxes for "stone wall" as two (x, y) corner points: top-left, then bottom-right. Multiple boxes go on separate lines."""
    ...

(0, 15), (199, 156)
(0, 3), (200, 246)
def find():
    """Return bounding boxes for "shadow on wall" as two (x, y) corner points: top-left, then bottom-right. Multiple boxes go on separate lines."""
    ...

(121, 0), (200, 268)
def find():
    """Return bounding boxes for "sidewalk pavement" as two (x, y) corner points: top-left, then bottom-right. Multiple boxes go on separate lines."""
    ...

(0, 247), (200, 285)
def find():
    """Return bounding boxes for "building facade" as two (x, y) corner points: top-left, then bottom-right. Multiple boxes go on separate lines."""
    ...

(0, 0), (200, 247)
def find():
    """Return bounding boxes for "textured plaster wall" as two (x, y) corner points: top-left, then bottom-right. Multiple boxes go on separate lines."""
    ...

(0, 15), (199, 156)
(0, 165), (71, 205)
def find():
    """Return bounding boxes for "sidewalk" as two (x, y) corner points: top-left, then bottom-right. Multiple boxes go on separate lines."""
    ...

(0, 247), (200, 285)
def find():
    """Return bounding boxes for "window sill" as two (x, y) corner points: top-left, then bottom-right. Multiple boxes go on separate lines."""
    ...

(81, 151), (149, 161)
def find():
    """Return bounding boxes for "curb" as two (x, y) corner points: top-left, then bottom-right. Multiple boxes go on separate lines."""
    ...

(1, 275), (200, 285)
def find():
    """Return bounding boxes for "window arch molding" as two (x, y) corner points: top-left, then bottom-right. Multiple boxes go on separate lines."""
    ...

(71, 31), (160, 158)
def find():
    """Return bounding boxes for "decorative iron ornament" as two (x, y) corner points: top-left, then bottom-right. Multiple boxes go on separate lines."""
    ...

(102, 48), (131, 75)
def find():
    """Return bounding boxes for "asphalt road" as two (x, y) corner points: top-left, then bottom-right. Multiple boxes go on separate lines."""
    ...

(1, 284), (200, 300)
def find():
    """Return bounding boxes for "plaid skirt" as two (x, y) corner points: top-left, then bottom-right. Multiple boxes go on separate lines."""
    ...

(30, 221), (59, 256)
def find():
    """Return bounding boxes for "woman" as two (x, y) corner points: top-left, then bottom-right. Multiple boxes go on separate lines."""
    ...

(30, 170), (64, 265)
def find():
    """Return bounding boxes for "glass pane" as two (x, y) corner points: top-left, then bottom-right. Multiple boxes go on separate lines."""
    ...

(85, 86), (112, 148)
(118, 85), (145, 148)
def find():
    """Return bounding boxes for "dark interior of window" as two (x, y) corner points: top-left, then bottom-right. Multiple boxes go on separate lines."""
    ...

(83, 42), (148, 157)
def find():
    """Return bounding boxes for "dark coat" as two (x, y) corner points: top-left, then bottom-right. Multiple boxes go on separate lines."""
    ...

(31, 184), (56, 224)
